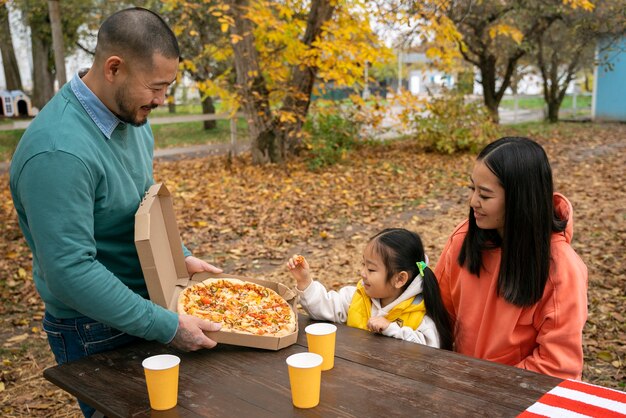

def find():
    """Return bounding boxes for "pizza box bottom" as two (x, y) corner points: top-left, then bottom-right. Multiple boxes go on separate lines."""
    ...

(134, 183), (297, 351)
(181, 272), (298, 351)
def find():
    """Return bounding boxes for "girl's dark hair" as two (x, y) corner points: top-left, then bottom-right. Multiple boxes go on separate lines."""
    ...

(458, 137), (566, 307)
(370, 228), (453, 350)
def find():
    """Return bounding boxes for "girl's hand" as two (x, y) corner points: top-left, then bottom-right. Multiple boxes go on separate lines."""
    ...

(286, 254), (312, 291)
(367, 316), (391, 334)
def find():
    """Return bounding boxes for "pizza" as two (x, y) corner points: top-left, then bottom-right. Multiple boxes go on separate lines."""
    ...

(294, 255), (305, 267)
(177, 278), (296, 337)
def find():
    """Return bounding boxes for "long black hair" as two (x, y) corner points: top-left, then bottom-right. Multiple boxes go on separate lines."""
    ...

(458, 137), (566, 307)
(369, 228), (453, 350)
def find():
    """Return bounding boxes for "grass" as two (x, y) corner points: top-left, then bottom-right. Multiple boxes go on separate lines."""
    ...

(151, 103), (204, 116)
(500, 94), (592, 110)
(151, 117), (248, 148)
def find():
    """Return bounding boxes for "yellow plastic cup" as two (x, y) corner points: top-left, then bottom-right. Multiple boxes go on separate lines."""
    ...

(305, 323), (337, 371)
(142, 354), (181, 410)
(286, 352), (323, 408)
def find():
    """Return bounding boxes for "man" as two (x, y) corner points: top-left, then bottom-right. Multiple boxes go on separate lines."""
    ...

(10, 7), (221, 416)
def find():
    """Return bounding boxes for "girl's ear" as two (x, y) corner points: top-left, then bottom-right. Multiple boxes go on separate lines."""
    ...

(393, 271), (409, 288)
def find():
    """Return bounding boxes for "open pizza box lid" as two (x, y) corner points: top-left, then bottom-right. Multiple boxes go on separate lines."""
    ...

(134, 183), (298, 350)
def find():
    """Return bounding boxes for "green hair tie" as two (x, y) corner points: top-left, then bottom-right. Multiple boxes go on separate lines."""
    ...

(416, 261), (428, 277)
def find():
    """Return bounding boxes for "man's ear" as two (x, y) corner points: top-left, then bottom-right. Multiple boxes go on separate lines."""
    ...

(103, 56), (123, 82)
(394, 271), (409, 289)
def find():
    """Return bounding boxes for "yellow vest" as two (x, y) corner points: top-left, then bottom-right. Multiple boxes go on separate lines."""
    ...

(346, 281), (427, 331)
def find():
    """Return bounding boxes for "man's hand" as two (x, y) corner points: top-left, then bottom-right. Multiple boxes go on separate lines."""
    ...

(185, 256), (222, 275)
(169, 314), (222, 351)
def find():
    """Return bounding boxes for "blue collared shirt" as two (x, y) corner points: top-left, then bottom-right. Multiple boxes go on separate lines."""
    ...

(70, 72), (123, 139)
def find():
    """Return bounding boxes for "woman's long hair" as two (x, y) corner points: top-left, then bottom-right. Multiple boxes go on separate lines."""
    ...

(458, 137), (566, 307)
(370, 228), (453, 350)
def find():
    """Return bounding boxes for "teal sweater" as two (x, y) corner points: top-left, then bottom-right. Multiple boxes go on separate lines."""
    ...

(10, 82), (178, 343)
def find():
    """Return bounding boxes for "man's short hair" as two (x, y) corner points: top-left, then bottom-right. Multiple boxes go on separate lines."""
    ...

(95, 7), (179, 67)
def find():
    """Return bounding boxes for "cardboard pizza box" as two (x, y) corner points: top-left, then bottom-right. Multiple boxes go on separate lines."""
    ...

(134, 183), (298, 350)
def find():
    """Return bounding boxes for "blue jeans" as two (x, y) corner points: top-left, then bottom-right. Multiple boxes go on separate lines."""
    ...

(42, 311), (141, 417)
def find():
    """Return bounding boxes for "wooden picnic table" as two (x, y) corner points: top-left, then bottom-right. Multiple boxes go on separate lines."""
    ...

(43, 314), (562, 417)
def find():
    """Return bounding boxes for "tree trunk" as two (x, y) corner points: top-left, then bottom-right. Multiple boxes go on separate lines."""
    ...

(228, 0), (335, 164)
(0, 3), (23, 91)
(168, 83), (177, 114)
(201, 95), (217, 130)
(48, 0), (67, 87)
(31, 30), (55, 110)
(537, 37), (580, 124)
(227, 0), (278, 165)
(278, 0), (334, 155)
(479, 55), (500, 124)
(546, 99), (560, 123)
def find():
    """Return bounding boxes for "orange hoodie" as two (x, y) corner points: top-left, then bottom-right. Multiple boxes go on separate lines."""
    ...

(434, 193), (588, 380)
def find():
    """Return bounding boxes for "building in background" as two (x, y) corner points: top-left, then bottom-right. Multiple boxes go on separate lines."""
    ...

(0, 90), (34, 117)
(593, 36), (626, 122)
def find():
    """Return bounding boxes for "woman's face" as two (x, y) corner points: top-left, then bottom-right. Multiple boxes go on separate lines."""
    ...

(469, 160), (506, 236)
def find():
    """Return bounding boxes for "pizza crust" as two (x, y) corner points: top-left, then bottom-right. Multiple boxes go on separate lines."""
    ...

(178, 278), (296, 337)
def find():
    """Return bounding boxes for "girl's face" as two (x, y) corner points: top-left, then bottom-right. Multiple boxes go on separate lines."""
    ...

(360, 243), (404, 307)
(469, 160), (506, 236)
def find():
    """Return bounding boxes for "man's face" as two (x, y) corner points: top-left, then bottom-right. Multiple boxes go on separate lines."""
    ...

(113, 54), (178, 126)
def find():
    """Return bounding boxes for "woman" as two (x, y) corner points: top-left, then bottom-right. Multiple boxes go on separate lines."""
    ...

(434, 136), (587, 379)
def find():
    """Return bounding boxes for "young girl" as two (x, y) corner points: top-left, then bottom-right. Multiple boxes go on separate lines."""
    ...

(434, 136), (588, 379)
(287, 228), (453, 349)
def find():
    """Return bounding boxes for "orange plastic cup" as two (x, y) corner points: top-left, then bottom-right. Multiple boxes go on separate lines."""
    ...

(305, 323), (337, 371)
(142, 354), (181, 410)
(286, 352), (323, 408)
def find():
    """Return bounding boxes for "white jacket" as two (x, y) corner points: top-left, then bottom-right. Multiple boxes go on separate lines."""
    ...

(296, 277), (441, 347)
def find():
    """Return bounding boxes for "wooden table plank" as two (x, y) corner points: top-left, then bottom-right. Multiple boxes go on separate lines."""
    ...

(296, 315), (562, 413)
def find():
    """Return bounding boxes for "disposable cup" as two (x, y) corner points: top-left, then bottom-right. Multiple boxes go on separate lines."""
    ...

(142, 354), (181, 410)
(305, 323), (337, 371)
(286, 352), (323, 408)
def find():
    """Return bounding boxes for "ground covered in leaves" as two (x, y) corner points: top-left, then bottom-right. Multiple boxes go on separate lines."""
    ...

(0, 122), (624, 416)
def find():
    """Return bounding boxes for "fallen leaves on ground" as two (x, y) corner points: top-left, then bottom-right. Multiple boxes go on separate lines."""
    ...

(0, 122), (624, 416)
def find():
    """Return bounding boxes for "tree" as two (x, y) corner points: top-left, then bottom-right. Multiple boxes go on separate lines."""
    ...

(224, 0), (334, 163)
(0, 1), (23, 91)
(26, 2), (55, 109)
(533, 1), (626, 122)
(162, 0), (234, 129)
(444, 1), (564, 123)
(18, 0), (92, 109)
(47, 0), (67, 87)
(379, 0), (594, 123)
(220, 0), (387, 164)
